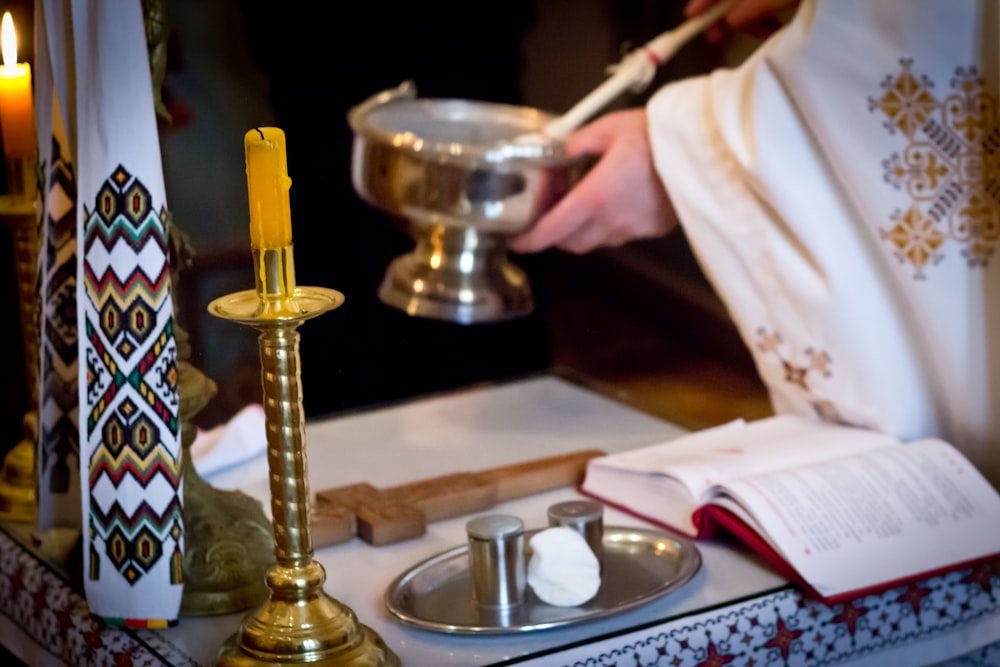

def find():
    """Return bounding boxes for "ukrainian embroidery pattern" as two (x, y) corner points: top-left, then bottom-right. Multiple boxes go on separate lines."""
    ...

(870, 59), (999, 278)
(82, 165), (183, 597)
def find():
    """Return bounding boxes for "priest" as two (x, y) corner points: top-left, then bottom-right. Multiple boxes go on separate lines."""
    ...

(513, 0), (1000, 489)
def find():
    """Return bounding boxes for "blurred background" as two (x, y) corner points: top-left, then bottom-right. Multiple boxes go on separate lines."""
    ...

(0, 0), (774, 458)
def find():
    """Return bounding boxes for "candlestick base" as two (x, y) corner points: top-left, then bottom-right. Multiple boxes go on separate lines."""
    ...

(209, 284), (399, 667)
(1, 159), (39, 211)
(176, 349), (273, 617)
(213, 562), (398, 667)
(0, 413), (36, 522)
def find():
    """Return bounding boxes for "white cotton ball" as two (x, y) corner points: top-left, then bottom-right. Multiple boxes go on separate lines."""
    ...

(527, 526), (601, 607)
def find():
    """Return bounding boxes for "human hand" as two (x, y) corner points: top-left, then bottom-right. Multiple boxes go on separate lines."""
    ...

(509, 109), (677, 255)
(685, 0), (800, 44)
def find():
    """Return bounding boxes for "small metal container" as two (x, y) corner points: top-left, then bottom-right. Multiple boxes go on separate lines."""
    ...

(466, 514), (526, 607)
(547, 500), (604, 572)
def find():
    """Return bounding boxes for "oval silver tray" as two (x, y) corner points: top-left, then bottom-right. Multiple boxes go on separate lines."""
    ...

(384, 525), (701, 634)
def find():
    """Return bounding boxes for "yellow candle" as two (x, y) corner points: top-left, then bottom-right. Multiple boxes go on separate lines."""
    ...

(0, 12), (34, 159)
(244, 127), (293, 249)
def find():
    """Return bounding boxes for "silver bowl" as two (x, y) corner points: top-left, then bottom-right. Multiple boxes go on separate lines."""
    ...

(349, 81), (589, 323)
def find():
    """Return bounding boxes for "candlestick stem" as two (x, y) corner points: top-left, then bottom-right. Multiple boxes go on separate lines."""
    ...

(0, 167), (39, 522)
(260, 324), (311, 566)
(209, 252), (399, 666)
(4, 157), (38, 205)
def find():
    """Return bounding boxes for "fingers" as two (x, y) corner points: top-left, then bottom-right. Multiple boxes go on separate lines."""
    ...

(683, 0), (717, 18)
(509, 108), (678, 255)
(684, 0), (799, 43)
(726, 0), (799, 28)
(683, 0), (729, 45)
(509, 166), (604, 254)
(562, 114), (620, 158)
(510, 113), (636, 254)
(556, 216), (645, 255)
(510, 109), (677, 256)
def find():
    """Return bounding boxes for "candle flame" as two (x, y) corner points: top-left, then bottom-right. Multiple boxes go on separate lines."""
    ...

(1, 13), (16, 67)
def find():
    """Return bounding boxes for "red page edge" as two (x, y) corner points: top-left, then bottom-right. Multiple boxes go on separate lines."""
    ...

(579, 485), (1000, 606)
(696, 503), (1000, 605)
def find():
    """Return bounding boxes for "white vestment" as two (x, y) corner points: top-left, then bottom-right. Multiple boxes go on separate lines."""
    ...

(648, 0), (1000, 486)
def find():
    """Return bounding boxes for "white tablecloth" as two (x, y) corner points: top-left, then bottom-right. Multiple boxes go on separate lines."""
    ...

(2, 374), (998, 666)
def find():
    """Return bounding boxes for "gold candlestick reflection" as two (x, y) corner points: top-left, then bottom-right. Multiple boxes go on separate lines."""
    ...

(0, 156), (39, 523)
(209, 246), (399, 667)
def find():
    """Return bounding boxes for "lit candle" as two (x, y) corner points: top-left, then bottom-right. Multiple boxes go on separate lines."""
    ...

(0, 12), (34, 159)
(244, 127), (293, 249)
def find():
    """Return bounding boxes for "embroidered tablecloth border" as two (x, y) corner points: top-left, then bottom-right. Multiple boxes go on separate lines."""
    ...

(505, 565), (1000, 666)
(0, 527), (197, 666)
(1, 524), (998, 666)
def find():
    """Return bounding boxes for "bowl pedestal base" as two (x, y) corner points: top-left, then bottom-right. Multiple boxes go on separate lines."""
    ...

(379, 223), (532, 324)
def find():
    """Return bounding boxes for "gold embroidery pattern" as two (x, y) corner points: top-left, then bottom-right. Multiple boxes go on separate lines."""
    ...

(755, 327), (849, 425)
(871, 59), (999, 278)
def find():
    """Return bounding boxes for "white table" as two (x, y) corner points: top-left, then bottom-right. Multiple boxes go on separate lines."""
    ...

(2, 374), (999, 666)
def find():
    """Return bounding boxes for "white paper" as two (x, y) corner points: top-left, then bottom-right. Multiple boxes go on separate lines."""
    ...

(583, 414), (899, 528)
(719, 439), (1000, 597)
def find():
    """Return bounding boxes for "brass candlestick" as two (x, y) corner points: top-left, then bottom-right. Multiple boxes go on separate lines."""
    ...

(209, 246), (399, 666)
(0, 156), (39, 523)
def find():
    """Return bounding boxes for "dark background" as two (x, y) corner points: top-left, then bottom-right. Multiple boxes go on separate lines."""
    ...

(0, 0), (764, 455)
(0, 0), (35, 457)
(155, 0), (740, 429)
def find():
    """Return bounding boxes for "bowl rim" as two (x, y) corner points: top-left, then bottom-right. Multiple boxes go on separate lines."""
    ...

(348, 83), (584, 168)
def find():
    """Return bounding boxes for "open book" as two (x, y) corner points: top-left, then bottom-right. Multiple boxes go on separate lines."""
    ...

(581, 415), (1000, 604)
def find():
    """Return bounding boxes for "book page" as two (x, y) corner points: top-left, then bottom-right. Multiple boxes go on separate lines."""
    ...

(591, 415), (899, 500)
(717, 439), (1000, 598)
(580, 464), (701, 536)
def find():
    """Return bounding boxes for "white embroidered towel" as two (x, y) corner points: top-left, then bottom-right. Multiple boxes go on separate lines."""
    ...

(34, 0), (80, 544)
(36, 0), (183, 627)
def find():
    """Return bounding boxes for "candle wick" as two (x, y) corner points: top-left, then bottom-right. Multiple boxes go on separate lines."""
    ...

(254, 128), (265, 140)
